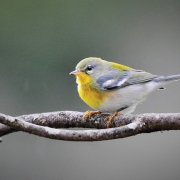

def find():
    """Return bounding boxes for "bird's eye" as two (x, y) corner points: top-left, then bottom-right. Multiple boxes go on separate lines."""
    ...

(87, 66), (92, 71)
(85, 65), (93, 74)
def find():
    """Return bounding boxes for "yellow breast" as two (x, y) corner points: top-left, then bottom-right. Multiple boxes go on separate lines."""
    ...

(75, 71), (110, 109)
(78, 84), (108, 109)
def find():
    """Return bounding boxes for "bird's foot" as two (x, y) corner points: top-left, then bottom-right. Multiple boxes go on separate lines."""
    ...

(104, 111), (120, 128)
(82, 110), (102, 120)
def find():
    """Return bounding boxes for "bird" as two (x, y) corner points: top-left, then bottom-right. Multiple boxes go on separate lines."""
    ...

(70, 57), (180, 128)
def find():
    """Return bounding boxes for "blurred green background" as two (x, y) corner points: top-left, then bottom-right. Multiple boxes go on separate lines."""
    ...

(1, 1), (180, 180)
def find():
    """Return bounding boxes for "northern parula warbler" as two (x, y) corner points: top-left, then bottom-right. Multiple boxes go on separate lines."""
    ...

(70, 57), (180, 127)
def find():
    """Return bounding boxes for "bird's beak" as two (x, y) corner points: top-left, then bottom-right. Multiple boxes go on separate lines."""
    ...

(69, 70), (81, 76)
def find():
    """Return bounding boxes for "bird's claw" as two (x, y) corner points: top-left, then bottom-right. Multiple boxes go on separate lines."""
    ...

(82, 110), (102, 120)
(104, 111), (120, 128)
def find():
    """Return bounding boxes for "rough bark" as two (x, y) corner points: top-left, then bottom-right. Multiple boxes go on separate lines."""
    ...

(0, 111), (180, 141)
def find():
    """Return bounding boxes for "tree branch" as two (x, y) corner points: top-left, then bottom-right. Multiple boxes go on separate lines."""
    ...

(0, 111), (180, 141)
(0, 111), (132, 137)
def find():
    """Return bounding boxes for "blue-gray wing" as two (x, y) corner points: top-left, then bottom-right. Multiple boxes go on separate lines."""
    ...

(97, 70), (158, 90)
(96, 70), (132, 89)
(122, 70), (159, 87)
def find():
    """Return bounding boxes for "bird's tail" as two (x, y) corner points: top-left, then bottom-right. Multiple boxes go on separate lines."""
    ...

(154, 74), (180, 82)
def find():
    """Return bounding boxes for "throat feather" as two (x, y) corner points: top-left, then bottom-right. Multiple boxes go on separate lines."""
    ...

(78, 84), (108, 109)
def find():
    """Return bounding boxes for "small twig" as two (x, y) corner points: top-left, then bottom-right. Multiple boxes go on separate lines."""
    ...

(0, 112), (180, 141)
(0, 111), (132, 137)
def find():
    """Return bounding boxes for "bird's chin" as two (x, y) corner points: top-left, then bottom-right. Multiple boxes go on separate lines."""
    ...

(75, 74), (92, 85)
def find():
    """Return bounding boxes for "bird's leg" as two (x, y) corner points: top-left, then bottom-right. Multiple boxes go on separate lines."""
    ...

(104, 111), (120, 128)
(82, 110), (102, 120)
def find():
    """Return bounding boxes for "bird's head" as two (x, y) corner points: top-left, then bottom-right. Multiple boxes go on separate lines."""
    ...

(70, 57), (132, 86)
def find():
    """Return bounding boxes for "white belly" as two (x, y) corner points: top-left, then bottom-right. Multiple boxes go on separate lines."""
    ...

(98, 81), (162, 114)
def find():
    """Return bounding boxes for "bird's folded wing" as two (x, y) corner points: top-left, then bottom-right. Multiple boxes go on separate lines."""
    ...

(97, 70), (158, 90)
(122, 70), (159, 87)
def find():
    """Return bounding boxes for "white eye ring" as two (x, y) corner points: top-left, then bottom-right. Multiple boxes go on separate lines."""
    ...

(85, 65), (93, 74)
